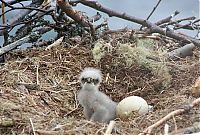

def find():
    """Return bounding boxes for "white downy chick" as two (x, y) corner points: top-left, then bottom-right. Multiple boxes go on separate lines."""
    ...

(78, 67), (117, 123)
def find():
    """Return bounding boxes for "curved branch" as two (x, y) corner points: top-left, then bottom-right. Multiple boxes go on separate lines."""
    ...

(139, 98), (200, 135)
(57, 0), (95, 37)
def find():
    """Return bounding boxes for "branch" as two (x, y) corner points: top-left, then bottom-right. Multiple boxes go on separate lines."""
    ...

(159, 16), (196, 29)
(146, 0), (162, 20)
(0, 1), (41, 35)
(0, 8), (53, 35)
(155, 10), (180, 26)
(1, 0), (9, 47)
(0, 33), (38, 56)
(140, 0), (162, 30)
(173, 22), (198, 30)
(167, 43), (195, 60)
(89, 12), (102, 22)
(0, 27), (51, 55)
(139, 98), (200, 135)
(105, 120), (116, 135)
(35, 130), (60, 135)
(78, 0), (200, 47)
(193, 19), (200, 24)
(29, 118), (36, 135)
(57, 0), (95, 37)
(57, 0), (91, 27)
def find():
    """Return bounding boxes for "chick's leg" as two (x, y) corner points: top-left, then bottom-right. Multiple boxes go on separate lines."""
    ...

(83, 107), (93, 120)
(90, 105), (109, 123)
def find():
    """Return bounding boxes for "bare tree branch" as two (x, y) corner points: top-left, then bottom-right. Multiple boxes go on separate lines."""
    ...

(156, 10), (180, 26)
(57, 0), (95, 37)
(0, 1), (54, 36)
(0, 27), (51, 55)
(1, 0), (9, 47)
(159, 16), (196, 29)
(76, 0), (200, 47)
(0, 33), (38, 56)
(57, 0), (91, 27)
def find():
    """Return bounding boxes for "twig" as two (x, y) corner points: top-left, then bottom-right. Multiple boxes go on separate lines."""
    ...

(193, 19), (200, 24)
(102, 27), (128, 35)
(146, 0), (162, 20)
(45, 36), (64, 50)
(104, 120), (116, 135)
(1, 0), (9, 47)
(164, 124), (169, 135)
(30, 118), (36, 135)
(139, 98), (200, 135)
(0, 2), (38, 35)
(0, 9), (53, 33)
(172, 116), (177, 133)
(16, 82), (39, 90)
(64, 106), (79, 116)
(169, 122), (200, 135)
(1, 0), (6, 26)
(159, 16), (195, 28)
(156, 10), (180, 26)
(173, 22), (198, 30)
(89, 12), (102, 22)
(0, 26), (51, 55)
(140, 0), (162, 30)
(157, 16), (197, 31)
(35, 130), (59, 135)
(36, 65), (39, 85)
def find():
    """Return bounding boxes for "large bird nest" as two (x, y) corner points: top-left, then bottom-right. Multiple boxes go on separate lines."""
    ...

(0, 32), (199, 135)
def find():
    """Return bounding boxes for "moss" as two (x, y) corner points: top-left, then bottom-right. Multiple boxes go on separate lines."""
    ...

(92, 40), (106, 63)
(91, 38), (171, 88)
(117, 39), (171, 88)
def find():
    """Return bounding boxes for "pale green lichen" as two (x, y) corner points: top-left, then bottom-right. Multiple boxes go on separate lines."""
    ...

(92, 40), (106, 63)
(92, 38), (171, 88)
(117, 39), (171, 88)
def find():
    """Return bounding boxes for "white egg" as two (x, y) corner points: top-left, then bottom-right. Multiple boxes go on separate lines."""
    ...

(116, 96), (149, 119)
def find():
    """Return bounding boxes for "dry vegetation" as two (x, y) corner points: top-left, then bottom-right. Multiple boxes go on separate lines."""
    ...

(0, 32), (199, 135)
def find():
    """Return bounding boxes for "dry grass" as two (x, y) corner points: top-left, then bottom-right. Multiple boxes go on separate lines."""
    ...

(0, 34), (199, 135)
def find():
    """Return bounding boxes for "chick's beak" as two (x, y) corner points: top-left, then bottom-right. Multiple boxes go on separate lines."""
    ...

(83, 78), (95, 87)
(86, 77), (92, 83)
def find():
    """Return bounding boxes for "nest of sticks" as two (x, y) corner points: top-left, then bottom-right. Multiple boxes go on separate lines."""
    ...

(0, 33), (199, 135)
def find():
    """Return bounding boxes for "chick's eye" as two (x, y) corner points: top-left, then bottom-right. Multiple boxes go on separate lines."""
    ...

(93, 79), (99, 84)
(81, 78), (86, 82)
